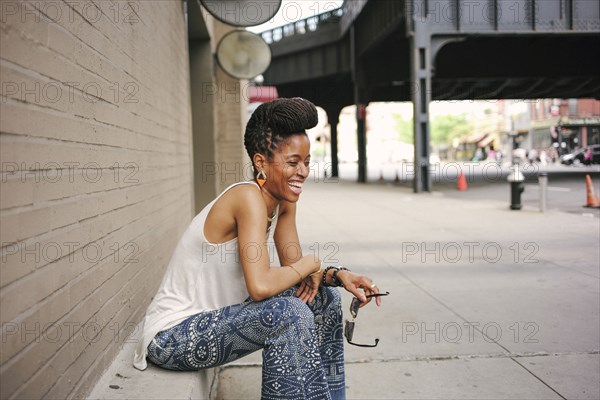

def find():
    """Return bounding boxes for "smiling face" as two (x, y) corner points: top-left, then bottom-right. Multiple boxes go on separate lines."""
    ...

(258, 133), (311, 202)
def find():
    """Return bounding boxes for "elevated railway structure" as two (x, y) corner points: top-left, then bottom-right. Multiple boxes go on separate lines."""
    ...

(260, 0), (600, 191)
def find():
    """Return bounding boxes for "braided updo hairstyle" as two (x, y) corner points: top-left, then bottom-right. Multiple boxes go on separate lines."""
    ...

(244, 97), (318, 173)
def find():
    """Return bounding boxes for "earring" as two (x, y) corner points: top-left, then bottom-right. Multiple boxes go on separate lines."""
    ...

(256, 170), (267, 187)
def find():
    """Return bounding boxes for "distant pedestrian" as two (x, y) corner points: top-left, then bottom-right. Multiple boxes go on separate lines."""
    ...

(584, 148), (593, 165)
(495, 150), (504, 164)
(548, 147), (559, 163)
(528, 149), (538, 164)
(539, 150), (549, 166)
(133, 97), (384, 400)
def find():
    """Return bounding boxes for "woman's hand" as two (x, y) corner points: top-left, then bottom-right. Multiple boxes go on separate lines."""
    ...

(295, 270), (321, 303)
(337, 270), (383, 308)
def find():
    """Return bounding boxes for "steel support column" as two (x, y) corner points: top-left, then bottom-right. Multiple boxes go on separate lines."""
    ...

(351, 25), (368, 183)
(325, 106), (343, 178)
(355, 101), (367, 183)
(411, 20), (432, 193)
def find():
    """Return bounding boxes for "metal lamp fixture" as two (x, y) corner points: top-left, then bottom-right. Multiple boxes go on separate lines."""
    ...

(216, 30), (272, 79)
(200, 0), (282, 27)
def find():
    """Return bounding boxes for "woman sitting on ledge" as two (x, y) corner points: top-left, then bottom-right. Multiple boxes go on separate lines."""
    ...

(133, 97), (382, 400)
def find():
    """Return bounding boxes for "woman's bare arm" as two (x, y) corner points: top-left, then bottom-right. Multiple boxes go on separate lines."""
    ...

(273, 201), (322, 303)
(234, 186), (319, 301)
(274, 201), (302, 266)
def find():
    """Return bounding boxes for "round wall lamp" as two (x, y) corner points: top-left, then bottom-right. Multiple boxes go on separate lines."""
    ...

(200, 0), (282, 27)
(216, 30), (272, 79)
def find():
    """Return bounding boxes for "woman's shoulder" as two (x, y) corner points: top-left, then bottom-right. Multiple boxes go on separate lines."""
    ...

(225, 181), (261, 196)
(218, 181), (263, 208)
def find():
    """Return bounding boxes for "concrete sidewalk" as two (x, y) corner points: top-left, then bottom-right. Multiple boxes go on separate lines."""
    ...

(217, 180), (600, 399)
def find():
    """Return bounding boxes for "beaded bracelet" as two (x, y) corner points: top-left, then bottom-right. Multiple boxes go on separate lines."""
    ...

(331, 267), (349, 287)
(322, 266), (337, 287)
(322, 266), (350, 287)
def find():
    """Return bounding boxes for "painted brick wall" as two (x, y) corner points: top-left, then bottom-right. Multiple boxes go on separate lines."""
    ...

(0, 1), (194, 398)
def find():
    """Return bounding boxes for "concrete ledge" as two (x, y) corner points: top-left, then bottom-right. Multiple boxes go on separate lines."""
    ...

(88, 333), (217, 400)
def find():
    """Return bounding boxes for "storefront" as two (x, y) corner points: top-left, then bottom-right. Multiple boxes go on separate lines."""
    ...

(552, 117), (600, 155)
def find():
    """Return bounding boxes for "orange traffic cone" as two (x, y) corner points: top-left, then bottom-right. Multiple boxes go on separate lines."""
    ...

(584, 174), (600, 208)
(457, 171), (468, 191)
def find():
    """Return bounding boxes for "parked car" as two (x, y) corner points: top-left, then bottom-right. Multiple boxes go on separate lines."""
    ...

(560, 144), (600, 165)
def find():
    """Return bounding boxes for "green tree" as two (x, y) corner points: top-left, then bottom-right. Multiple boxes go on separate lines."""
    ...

(431, 114), (471, 144)
(394, 113), (472, 145)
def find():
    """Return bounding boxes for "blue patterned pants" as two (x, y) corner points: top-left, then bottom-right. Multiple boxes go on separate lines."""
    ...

(146, 286), (345, 400)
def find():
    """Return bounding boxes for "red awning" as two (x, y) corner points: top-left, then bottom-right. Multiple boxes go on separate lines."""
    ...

(247, 86), (278, 103)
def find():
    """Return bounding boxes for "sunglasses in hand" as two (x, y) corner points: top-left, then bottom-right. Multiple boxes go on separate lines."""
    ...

(344, 292), (390, 348)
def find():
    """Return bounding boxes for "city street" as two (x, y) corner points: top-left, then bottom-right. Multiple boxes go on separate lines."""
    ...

(333, 161), (600, 218)
(217, 178), (600, 399)
(435, 174), (600, 219)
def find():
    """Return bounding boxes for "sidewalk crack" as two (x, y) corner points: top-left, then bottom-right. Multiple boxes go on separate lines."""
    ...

(509, 356), (568, 400)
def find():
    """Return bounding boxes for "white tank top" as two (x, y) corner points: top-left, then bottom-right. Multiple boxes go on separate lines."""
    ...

(133, 181), (278, 370)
